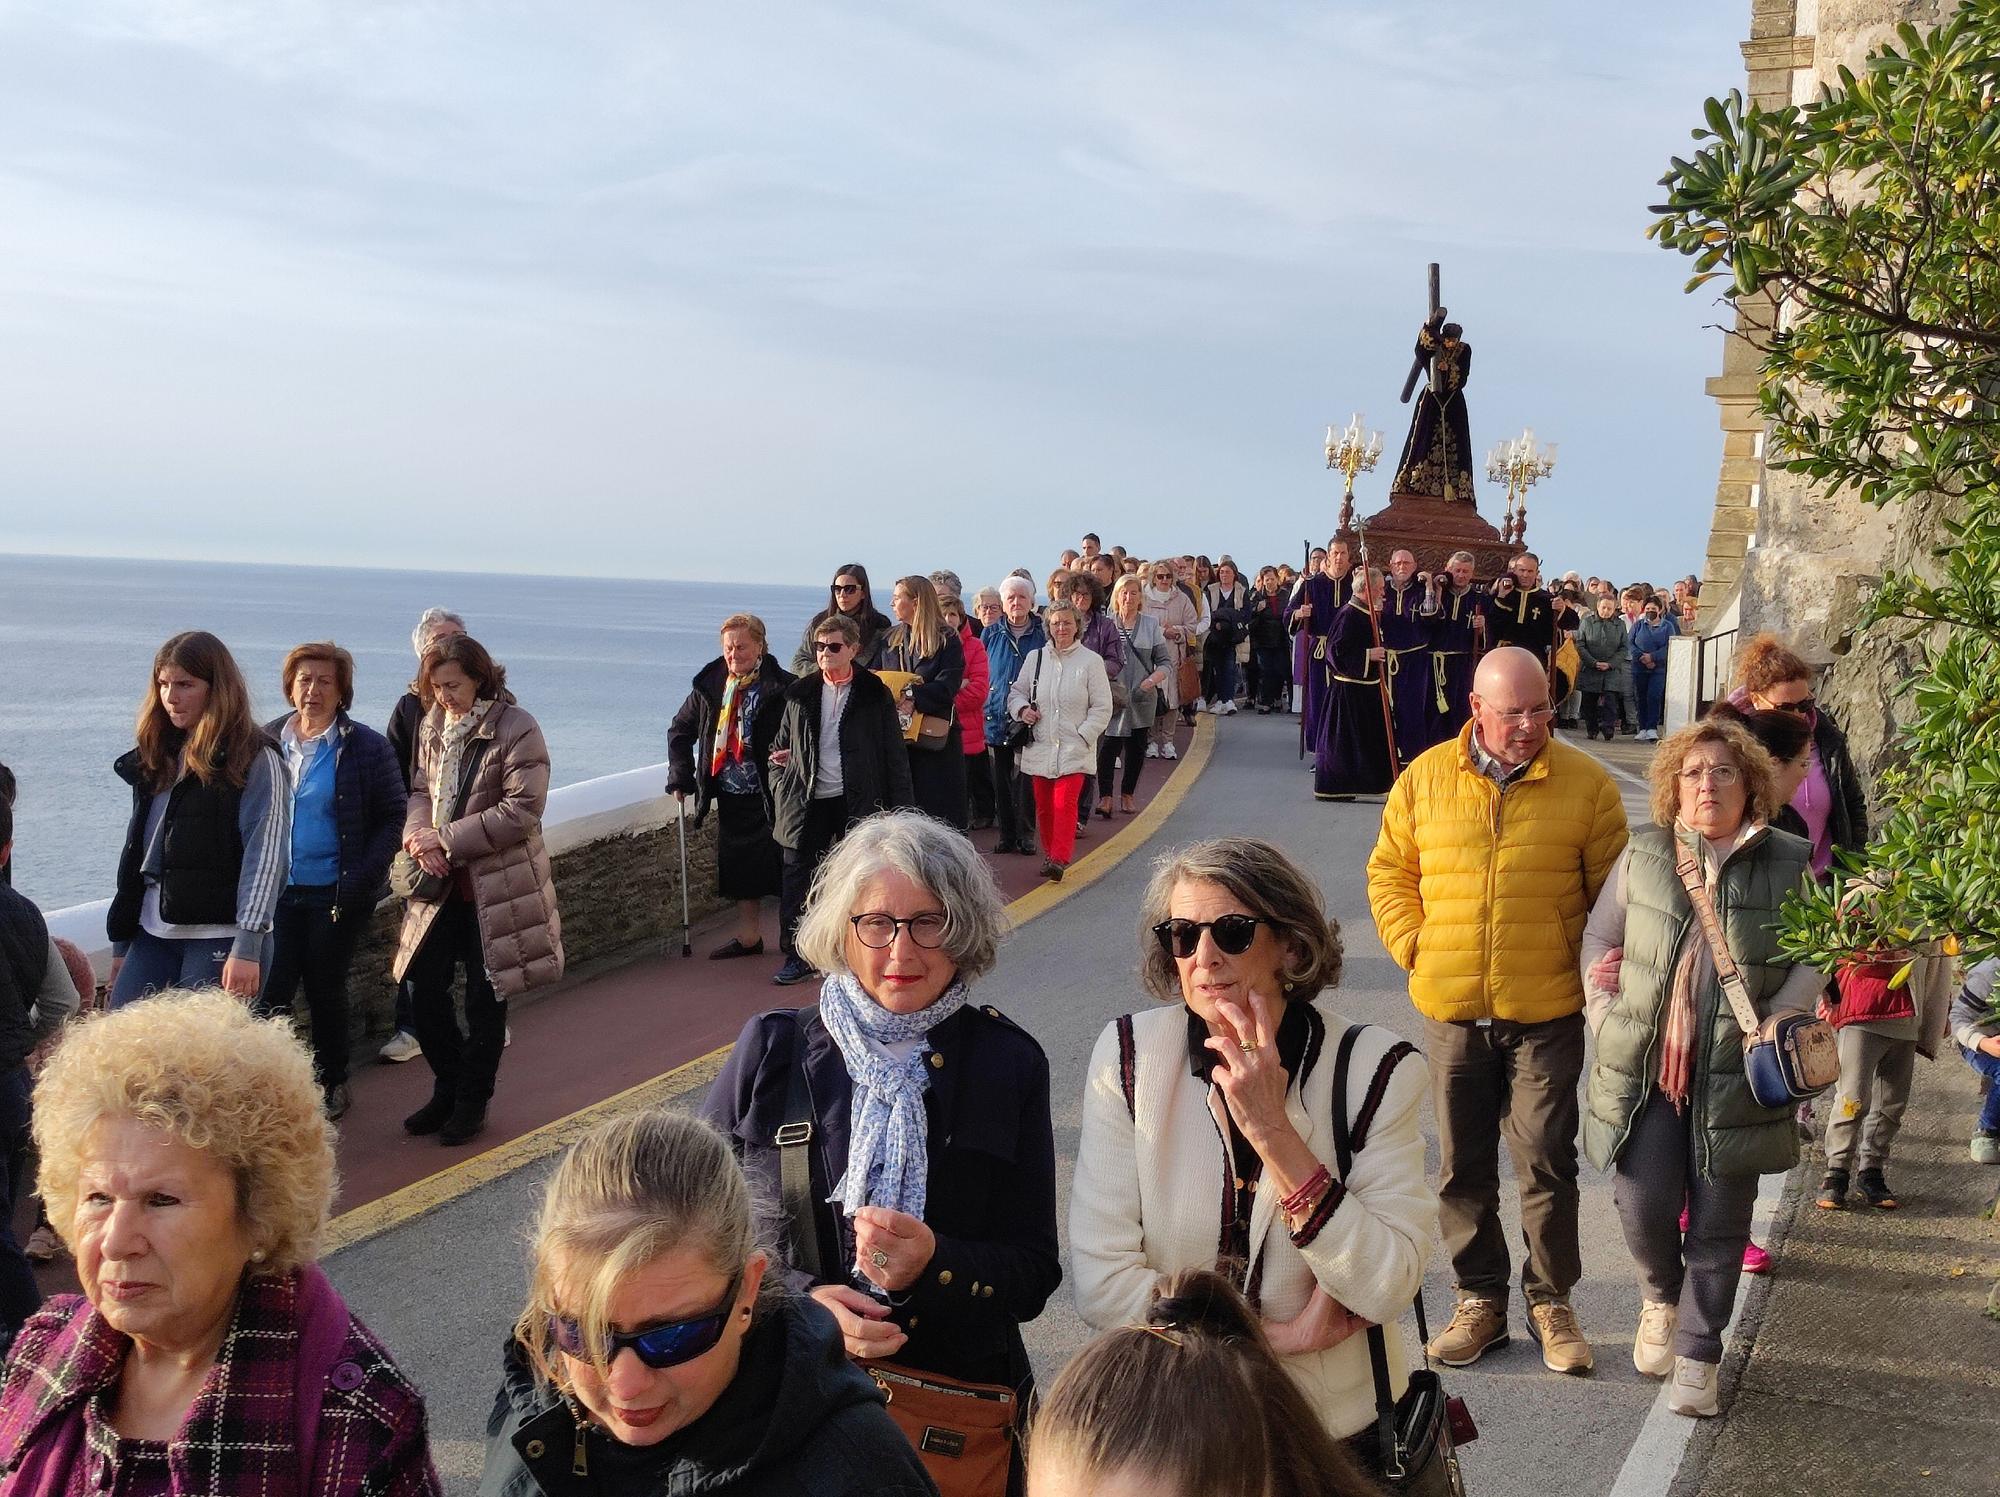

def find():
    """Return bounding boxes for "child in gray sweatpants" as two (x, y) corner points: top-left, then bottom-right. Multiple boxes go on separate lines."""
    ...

(1821, 962), (1923, 1210)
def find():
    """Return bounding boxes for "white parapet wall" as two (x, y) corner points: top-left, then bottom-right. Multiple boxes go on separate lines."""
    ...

(45, 761), (685, 982)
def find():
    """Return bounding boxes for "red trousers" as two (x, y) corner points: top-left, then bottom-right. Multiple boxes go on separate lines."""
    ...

(1032, 774), (1084, 864)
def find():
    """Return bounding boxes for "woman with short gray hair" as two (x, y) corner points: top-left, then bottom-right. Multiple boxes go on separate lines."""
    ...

(700, 809), (1058, 1490)
(1071, 835), (1436, 1464)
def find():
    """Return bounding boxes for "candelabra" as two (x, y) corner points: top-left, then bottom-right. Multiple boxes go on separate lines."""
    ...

(1325, 414), (1384, 536)
(1484, 428), (1557, 547)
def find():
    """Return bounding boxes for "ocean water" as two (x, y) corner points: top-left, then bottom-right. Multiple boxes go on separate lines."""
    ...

(0, 553), (825, 912)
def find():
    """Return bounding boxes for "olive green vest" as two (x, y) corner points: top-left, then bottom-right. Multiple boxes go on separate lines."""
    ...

(1582, 822), (1815, 1178)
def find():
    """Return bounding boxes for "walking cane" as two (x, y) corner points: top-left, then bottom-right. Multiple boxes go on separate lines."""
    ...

(1354, 519), (1403, 780)
(1297, 538), (1311, 760)
(674, 796), (692, 959)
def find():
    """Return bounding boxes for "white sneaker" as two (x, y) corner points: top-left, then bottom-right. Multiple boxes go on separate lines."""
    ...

(1640, 728), (1659, 742)
(1161, 742), (1178, 760)
(378, 1030), (421, 1064)
(1667, 1356), (1720, 1417)
(1220, 700), (1237, 715)
(1633, 1300), (1677, 1378)
(1145, 743), (1160, 759)
(1191, 696), (1206, 714)
(505, 1025), (513, 1048)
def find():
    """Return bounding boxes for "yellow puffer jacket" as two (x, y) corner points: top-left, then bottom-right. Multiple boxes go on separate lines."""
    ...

(1367, 724), (1628, 1024)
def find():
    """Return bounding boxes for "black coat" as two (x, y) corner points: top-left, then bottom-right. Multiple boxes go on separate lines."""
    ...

(699, 1002), (1060, 1395)
(766, 672), (913, 850)
(877, 630), (965, 722)
(260, 711), (409, 910)
(665, 656), (796, 824)
(386, 690), (426, 793)
(480, 1295), (935, 1497)
(1813, 710), (1869, 855)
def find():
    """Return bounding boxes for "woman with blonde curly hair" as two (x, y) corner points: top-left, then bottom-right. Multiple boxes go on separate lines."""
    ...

(0, 989), (440, 1493)
(482, 1109), (930, 1495)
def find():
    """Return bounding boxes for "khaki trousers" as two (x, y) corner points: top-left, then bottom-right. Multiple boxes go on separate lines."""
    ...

(1423, 1011), (1586, 1308)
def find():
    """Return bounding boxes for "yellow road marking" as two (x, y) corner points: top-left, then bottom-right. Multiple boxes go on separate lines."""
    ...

(323, 716), (1216, 1256)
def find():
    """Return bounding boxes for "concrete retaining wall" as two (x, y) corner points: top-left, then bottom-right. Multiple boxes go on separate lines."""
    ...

(45, 763), (729, 1045)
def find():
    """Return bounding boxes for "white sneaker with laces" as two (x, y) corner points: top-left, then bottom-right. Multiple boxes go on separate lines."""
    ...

(1667, 1356), (1720, 1417)
(1633, 1300), (1677, 1378)
(1191, 696), (1206, 714)
(1161, 741), (1178, 760)
(1145, 742), (1160, 759)
(1220, 700), (1237, 715)
(378, 1029), (422, 1064)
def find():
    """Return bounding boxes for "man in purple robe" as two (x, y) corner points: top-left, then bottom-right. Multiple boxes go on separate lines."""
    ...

(1424, 550), (1487, 743)
(1314, 568), (1396, 800)
(1286, 538), (1354, 758)
(1380, 549), (1438, 758)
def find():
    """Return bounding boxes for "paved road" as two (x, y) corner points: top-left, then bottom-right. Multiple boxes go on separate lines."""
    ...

(329, 712), (1666, 1493)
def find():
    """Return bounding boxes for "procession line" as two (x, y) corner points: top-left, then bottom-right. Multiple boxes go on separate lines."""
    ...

(323, 716), (1216, 1257)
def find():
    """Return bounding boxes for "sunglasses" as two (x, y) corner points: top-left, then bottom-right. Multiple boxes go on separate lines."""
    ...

(833, 583), (862, 596)
(1152, 914), (1266, 959)
(550, 1277), (741, 1370)
(813, 640), (850, 653)
(1768, 696), (1816, 716)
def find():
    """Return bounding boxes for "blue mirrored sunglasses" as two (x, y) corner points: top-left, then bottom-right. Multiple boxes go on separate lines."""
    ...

(550, 1277), (741, 1370)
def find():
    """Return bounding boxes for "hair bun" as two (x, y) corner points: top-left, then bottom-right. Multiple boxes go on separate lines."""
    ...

(1146, 1268), (1262, 1344)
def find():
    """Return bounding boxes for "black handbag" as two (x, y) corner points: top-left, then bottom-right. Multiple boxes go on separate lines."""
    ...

(1003, 651), (1041, 752)
(1330, 1027), (1474, 1497)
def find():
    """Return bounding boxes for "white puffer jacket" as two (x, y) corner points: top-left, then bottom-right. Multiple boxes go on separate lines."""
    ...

(1006, 643), (1112, 780)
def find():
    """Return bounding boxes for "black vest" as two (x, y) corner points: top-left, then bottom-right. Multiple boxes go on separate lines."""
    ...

(108, 737), (276, 941)
(0, 885), (49, 1073)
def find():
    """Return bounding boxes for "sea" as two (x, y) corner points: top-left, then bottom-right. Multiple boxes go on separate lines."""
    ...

(0, 553), (826, 913)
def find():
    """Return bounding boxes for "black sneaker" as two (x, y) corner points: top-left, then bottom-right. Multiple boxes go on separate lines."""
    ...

(1816, 1168), (1849, 1210)
(439, 1099), (488, 1147)
(403, 1092), (453, 1136)
(772, 955), (818, 986)
(323, 1083), (352, 1122)
(1856, 1166), (1900, 1209)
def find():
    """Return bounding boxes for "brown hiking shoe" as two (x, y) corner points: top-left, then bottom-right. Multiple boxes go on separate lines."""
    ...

(1528, 1300), (1595, 1375)
(1426, 1297), (1509, 1367)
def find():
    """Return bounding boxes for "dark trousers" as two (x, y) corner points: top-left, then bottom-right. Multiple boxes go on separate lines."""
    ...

(989, 743), (1036, 853)
(1614, 1091), (1758, 1362)
(966, 748), (996, 825)
(257, 883), (366, 1089)
(1424, 1011), (1586, 1307)
(1201, 647), (1238, 705)
(0, 1066), (39, 1348)
(1095, 727), (1149, 798)
(780, 795), (849, 955)
(407, 898), (506, 1108)
(1253, 646), (1290, 710)
(1634, 663), (1667, 731)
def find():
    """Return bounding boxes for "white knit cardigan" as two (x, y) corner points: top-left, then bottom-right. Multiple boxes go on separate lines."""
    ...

(1071, 999), (1438, 1440)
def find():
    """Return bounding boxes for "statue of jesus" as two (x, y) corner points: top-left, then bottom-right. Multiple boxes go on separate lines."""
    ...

(1391, 308), (1477, 502)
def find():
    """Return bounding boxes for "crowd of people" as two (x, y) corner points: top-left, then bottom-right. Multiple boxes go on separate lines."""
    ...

(0, 526), (1993, 1497)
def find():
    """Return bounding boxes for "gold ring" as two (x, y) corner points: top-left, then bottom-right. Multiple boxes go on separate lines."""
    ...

(870, 1249), (889, 1270)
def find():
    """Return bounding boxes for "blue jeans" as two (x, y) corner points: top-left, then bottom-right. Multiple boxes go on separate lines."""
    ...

(1962, 1044), (2000, 1133)
(1633, 663), (1667, 731)
(109, 928), (236, 1007)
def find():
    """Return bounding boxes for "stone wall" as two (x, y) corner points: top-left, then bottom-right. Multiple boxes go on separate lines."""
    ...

(312, 814), (726, 1051)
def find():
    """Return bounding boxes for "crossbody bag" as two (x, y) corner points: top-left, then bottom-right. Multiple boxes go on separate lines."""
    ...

(775, 1009), (1017, 1497)
(1673, 842), (1839, 1107)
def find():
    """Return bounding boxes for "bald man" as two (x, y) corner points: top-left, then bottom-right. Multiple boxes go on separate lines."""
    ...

(1381, 549), (1440, 755)
(1367, 646), (1628, 1376)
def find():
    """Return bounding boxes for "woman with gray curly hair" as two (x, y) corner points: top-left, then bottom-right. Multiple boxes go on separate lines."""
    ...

(700, 809), (1058, 1491)
(0, 989), (440, 1493)
(1069, 836), (1436, 1464)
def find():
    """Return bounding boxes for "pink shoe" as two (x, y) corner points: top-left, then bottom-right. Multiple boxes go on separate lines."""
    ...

(1678, 1205), (1689, 1234)
(1741, 1242), (1772, 1275)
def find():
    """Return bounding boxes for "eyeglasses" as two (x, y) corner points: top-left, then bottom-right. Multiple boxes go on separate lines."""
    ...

(1478, 704), (1556, 727)
(813, 640), (850, 653)
(550, 1277), (741, 1370)
(1678, 764), (1742, 787)
(850, 912), (949, 949)
(1152, 915), (1266, 959)
(832, 583), (862, 596)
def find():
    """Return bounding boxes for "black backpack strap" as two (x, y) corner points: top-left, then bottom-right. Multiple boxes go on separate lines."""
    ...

(778, 1005), (824, 1283)
(1115, 1013), (1138, 1121)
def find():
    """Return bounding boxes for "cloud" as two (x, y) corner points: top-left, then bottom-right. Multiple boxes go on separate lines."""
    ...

(0, 0), (1745, 588)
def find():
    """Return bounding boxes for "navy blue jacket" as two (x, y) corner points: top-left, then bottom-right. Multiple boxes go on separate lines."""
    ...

(699, 1001), (1060, 1396)
(262, 711), (408, 912)
(981, 618), (1047, 746)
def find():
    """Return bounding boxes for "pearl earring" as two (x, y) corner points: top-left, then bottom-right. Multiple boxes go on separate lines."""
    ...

(250, 1249), (266, 1263)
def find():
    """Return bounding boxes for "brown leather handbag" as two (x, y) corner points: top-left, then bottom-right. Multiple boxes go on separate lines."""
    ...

(860, 1360), (1017, 1497)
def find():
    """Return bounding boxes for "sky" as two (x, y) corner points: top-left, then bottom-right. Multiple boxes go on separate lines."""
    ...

(0, 1), (1745, 591)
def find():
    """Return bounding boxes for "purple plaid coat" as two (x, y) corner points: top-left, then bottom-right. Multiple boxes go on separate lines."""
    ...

(0, 1265), (440, 1496)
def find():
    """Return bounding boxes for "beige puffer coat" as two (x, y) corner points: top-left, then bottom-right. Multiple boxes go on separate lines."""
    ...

(392, 699), (564, 1000)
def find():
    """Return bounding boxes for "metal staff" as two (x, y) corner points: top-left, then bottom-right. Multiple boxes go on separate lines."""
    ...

(1353, 518), (1403, 780)
(1297, 537), (1312, 760)
(674, 797), (692, 958)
